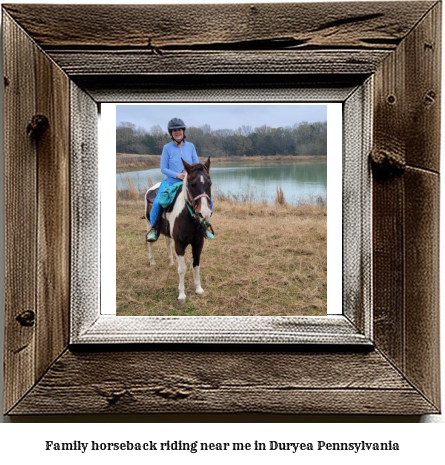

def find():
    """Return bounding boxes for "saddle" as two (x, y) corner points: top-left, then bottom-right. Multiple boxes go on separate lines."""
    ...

(145, 181), (161, 206)
(146, 181), (214, 238)
(145, 181), (183, 213)
(146, 182), (183, 238)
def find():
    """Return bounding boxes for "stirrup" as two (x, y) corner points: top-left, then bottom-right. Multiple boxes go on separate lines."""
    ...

(146, 229), (158, 242)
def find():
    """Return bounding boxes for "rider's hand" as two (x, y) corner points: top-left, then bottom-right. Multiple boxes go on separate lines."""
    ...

(176, 172), (186, 180)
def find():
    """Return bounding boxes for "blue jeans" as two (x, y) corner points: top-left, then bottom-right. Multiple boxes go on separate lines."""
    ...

(149, 179), (174, 226)
(149, 179), (214, 226)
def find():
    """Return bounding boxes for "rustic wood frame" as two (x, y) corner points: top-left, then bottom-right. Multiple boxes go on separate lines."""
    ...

(2, 2), (441, 415)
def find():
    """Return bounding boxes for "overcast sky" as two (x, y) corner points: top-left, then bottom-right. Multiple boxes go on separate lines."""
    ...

(116, 104), (327, 133)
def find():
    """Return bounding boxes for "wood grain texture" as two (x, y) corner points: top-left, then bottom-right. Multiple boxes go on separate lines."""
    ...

(3, 1), (434, 79)
(372, 176), (405, 367)
(2, 2), (435, 50)
(2, 2), (441, 416)
(404, 168), (440, 408)
(3, 12), (37, 414)
(8, 349), (437, 415)
(371, 6), (408, 371)
(404, 2), (441, 172)
(75, 75), (364, 103)
(35, 38), (71, 381)
(342, 80), (372, 335)
(372, 2), (441, 411)
(70, 83), (99, 339)
(371, 1), (441, 173)
(74, 316), (370, 345)
(46, 50), (390, 76)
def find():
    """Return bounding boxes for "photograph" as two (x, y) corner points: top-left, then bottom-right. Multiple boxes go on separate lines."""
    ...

(115, 104), (331, 316)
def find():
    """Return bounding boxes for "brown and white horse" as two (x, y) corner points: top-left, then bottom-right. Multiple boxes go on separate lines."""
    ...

(145, 157), (212, 303)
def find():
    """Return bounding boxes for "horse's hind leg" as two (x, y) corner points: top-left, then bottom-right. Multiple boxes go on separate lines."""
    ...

(192, 242), (204, 295)
(145, 200), (156, 266)
(148, 242), (156, 267)
(165, 237), (174, 266)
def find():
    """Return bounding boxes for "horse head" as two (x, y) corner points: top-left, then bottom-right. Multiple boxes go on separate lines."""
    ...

(181, 157), (212, 223)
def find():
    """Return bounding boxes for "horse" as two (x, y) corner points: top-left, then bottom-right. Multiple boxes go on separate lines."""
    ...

(145, 157), (212, 303)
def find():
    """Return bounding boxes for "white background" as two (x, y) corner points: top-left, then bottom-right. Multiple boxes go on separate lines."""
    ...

(102, 103), (342, 314)
(1, 0), (444, 462)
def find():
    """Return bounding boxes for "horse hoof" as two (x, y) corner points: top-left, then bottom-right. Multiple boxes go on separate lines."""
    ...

(149, 261), (156, 267)
(196, 288), (204, 296)
(178, 296), (186, 304)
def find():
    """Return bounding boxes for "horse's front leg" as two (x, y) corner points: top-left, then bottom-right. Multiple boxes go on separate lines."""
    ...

(175, 242), (187, 303)
(192, 241), (204, 295)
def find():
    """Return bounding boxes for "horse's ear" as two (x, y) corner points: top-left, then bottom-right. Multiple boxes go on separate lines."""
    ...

(204, 156), (210, 171)
(182, 158), (192, 173)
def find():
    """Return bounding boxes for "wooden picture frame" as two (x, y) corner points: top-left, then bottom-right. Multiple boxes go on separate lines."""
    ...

(2, 2), (441, 415)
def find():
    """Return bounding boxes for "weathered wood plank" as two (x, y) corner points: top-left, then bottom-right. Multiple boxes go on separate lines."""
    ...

(372, 43), (406, 369)
(47, 50), (390, 76)
(371, 3), (441, 411)
(372, 175), (405, 366)
(76, 75), (364, 103)
(73, 315), (369, 345)
(2, 2), (436, 50)
(3, 12), (37, 414)
(12, 388), (437, 416)
(9, 349), (438, 415)
(404, 168), (440, 409)
(35, 43), (71, 380)
(342, 81), (372, 335)
(70, 83), (99, 339)
(404, 2), (441, 172)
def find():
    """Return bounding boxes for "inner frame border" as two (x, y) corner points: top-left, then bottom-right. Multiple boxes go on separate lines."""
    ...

(70, 81), (373, 346)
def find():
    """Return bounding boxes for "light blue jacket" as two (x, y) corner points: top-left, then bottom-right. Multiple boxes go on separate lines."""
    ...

(161, 140), (199, 183)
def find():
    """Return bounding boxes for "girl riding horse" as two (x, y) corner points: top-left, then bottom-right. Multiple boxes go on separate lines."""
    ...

(146, 117), (214, 242)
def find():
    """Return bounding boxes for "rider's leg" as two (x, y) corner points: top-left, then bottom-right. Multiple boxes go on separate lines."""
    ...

(147, 180), (172, 242)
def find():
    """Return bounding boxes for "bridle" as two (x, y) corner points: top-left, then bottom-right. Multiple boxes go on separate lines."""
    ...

(184, 171), (212, 223)
(185, 185), (211, 219)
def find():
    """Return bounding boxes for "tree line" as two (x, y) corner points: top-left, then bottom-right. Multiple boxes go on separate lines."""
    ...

(116, 121), (327, 157)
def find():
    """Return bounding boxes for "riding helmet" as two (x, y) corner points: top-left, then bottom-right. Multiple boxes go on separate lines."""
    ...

(168, 118), (186, 133)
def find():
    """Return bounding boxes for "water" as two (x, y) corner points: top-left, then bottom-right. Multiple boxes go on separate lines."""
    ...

(116, 160), (327, 205)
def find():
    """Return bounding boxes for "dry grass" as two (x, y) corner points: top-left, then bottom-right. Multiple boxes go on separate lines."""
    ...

(117, 175), (141, 200)
(276, 186), (285, 205)
(116, 196), (327, 317)
(116, 153), (160, 172)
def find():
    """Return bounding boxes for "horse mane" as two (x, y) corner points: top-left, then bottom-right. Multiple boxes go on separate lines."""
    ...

(188, 162), (208, 173)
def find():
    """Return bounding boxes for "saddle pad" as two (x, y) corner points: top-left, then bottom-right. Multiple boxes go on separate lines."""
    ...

(159, 181), (183, 209)
(145, 182), (161, 205)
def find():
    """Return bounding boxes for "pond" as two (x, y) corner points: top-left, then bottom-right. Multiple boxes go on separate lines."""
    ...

(116, 160), (327, 205)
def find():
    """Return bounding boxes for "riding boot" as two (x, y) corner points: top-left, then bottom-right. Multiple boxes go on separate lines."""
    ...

(146, 228), (157, 242)
(146, 210), (162, 242)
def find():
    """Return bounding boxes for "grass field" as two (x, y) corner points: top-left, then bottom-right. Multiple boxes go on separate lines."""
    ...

(116, 192), (327, 317)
